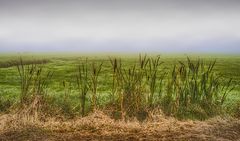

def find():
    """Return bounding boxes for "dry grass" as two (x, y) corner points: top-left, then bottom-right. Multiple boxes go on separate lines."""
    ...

(0, 111), (239, 141)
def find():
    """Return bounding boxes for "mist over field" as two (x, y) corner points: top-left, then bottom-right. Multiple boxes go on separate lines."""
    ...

(0, 0), (240, 53)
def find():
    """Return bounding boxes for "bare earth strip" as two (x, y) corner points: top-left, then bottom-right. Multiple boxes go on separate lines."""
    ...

(0, 112), (239, 141)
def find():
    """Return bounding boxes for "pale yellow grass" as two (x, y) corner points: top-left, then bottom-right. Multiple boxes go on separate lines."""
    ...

(0, 111), (239, 141)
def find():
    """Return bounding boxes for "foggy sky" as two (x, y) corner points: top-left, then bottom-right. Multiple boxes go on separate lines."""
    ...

(0, 0), (240, 53)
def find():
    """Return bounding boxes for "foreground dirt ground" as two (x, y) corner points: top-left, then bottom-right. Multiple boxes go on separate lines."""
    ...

(0, 111), (239, 141)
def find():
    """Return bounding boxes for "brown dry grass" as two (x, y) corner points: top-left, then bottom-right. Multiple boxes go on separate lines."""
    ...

(0, 111), (239, 141)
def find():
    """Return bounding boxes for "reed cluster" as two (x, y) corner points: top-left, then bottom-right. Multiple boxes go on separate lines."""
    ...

(162, 58), (235, 119)
(16, 58), (53, 116)
(0, 55), (236, 120)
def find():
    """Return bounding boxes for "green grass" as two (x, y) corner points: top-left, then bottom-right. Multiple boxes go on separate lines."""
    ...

(0, 53), (239, 120)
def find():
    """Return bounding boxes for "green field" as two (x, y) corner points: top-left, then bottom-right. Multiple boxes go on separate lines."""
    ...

(0, 53), (239, 120)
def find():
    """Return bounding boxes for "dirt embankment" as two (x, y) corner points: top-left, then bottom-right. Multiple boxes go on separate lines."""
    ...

(0, 111), (239, 141)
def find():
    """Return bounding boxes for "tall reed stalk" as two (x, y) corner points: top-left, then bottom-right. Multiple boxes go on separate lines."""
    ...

(90, 61), (103, 111)
(145, 55), (164, 108)
(109, 57), (122, 104)
(17, 58), (36, 106)
(76, 59), (90, 116)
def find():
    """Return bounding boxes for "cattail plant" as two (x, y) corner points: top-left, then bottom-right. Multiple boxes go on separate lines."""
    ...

(120, 65), (140, 117)
(108, 57), (126, 119)
(16, 57), (53, 117)
(61, 80), (76, 117)
(139, 54), (149, 70)
(76, 58), (90, 116)
(89, 61), (103, 111)
(17, 58), (37, 106)
(119, 55), (148, 118)
(162, 57), (235, 119)
(145, 55), (164, 108)
(109, 57), (121, 104)
(32, 67), (53, 97)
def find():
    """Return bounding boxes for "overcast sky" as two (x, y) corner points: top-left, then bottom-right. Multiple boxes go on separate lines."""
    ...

(0, 0), (240, 53)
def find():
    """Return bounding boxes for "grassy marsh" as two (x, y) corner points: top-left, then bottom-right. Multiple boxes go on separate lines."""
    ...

(0, 53), (239, 120)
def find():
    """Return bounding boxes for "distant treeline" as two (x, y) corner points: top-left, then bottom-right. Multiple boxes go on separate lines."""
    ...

(0, 59), (50, 68)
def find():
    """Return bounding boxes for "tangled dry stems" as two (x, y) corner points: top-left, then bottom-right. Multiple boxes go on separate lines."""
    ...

(0, 110), (239, 141)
